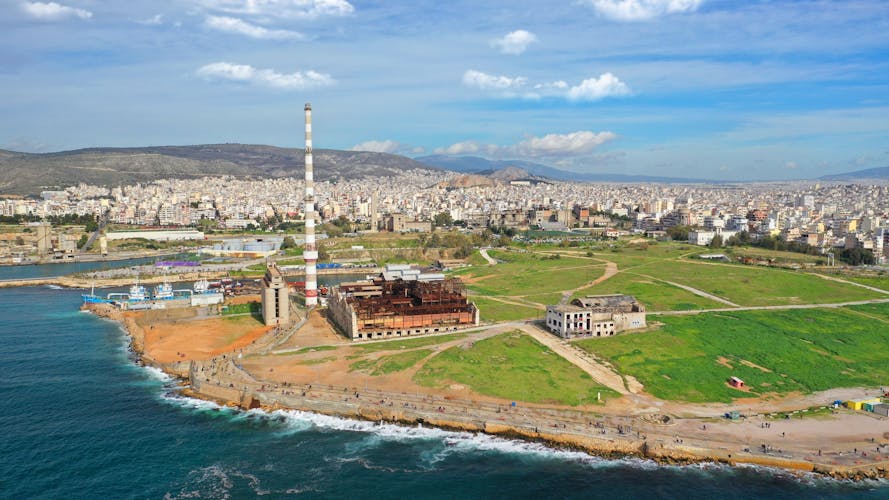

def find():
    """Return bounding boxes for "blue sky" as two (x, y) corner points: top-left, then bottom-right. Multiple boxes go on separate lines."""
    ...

(1, 0), (888, 180)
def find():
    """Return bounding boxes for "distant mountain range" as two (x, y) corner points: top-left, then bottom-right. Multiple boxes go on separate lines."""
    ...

(4, 143), (887, 196)
(0, 144), (437, 195)
(819, 166), (889, 181)
(415, 154), (714, 184)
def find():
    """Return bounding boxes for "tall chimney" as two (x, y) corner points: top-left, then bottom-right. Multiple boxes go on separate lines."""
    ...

(304, 103), (318, 307)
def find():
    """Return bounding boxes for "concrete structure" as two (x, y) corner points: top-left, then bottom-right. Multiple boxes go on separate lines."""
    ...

(200, 237), (282, 258)
(370, 192), (379, 232)
(35, 222), (52, 256)
(328, 272), (479, 340)
(303, 103), (319, 307)
(387, 213), (432, 232)
(105, 229), (205, 241)
(545, 295), (646, 338)
(261, 263), (290, 326)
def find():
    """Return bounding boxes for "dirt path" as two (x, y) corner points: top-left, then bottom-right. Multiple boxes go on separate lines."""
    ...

(631, 274), (741, 307)
(478, 248), (498, 265)
(809, 273), (889, 295)
(517, 322), (642, 396)
(651, 297), (889, 316)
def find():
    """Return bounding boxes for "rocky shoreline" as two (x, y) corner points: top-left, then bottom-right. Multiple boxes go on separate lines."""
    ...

(88, 303), (889, 483)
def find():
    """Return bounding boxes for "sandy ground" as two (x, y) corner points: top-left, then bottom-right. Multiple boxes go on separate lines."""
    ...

(132, 305), (271, 364)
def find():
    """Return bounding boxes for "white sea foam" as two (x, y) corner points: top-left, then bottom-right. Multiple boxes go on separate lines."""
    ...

(151, 391), (889, 485)
(44, 284), (64, 290)
(267, 408), (657, 470)
(142, 365), (173, 382)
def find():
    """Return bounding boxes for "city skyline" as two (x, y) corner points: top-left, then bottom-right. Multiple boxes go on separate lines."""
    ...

(2, 0), (888, 181)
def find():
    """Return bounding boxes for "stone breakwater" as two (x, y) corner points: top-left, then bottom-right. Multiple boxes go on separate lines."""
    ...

(86, 303), (889, 482)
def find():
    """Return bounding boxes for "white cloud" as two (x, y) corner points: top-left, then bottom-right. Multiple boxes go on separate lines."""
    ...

(785, 161), (798, 169)
(205, 15), (303, 39)
(197, 62), (334, 89)
(515, 131), (618, 157)
(584, 0), (702, 21)
(351, 140), (423, 155)
(462, 70), (527, 90)
(351, 140), (400, 154)
(199, 0), (354, 19)
(567, 73), (631, 100)
(21, 2), (92, 20)
(138, 14), (164, 25)
(491, 30), (537, 55)
(466, 70), (630, 101)
(534, 80), (568, 90)
(434, 141), (486, 155)
(434, 131), (617, 158)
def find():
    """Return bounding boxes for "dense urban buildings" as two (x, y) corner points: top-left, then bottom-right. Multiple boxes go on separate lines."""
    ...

(1, 172), (888, 263)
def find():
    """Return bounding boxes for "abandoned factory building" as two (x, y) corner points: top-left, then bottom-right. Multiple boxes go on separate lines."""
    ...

(545, 294), (646, 338)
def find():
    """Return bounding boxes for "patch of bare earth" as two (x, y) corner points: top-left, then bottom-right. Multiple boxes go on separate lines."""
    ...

(740, 359), (772, 373)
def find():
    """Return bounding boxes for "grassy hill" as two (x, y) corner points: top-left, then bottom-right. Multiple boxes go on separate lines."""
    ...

(0, 144), (439, 195)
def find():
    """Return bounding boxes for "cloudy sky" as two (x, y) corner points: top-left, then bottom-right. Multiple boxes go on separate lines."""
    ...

(2, 0), (888, 180)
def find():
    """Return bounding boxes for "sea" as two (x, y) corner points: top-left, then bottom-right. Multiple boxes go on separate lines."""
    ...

(1, 263), (888, 498)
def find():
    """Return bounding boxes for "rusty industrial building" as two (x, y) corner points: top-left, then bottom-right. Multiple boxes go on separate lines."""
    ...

(328, 275), (479, 340)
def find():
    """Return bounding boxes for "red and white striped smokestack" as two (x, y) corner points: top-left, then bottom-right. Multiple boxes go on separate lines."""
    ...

(303, 103), (318, 306)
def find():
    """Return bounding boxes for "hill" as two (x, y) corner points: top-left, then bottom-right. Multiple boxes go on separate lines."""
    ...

(819, 166), (889, 181)
(416, 154), (715, 183)
(0, 144), (438, 195)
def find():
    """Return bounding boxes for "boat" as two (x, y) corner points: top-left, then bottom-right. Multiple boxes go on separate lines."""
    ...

(193, 279), (211, 294)
(153, 282), (175, 300)
(82, 283), (113, 304)
(128, 283), (148, 301)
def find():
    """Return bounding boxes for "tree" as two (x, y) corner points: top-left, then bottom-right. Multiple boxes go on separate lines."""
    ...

(666, 225), (691, 242)
(708, 234), (724, 248)
(77, 234), (89, 249)
(433, 212), (453, 227)
(280, 236), (297, 249)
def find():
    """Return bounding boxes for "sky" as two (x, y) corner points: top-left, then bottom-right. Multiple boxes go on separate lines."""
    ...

(1, 0), (888, 181)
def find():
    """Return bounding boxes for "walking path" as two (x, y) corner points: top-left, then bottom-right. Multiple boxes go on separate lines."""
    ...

(651, 297), (889, 316)
(656, 277), (740, 307)
(517, 322), (639, 395)
(810, 272), (889, 295)
(478, 248), (498, 265)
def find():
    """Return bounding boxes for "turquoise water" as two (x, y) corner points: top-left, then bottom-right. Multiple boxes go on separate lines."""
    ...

(1, 284), (888, 498)
(0, 256), (168, 280)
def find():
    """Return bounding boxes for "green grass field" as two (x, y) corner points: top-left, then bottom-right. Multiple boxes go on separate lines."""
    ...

(573, 271), (722, 311)
(415, 331), (618, 405)
(635, 261), (882, 306)
(838, 275), (889, 292)
(848, 302), (889, 322)
(722, 246), (825, 264)
(454, 250), (605, 297)
(221, 301), (261, 316)
(578, 307), (889, 403)
(352, 333), (466, 353)
(350, 349), (432, 375)
(471, 296), (541, 322)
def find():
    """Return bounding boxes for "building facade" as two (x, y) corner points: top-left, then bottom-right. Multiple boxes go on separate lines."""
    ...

(545, 295), (646, 338)
(260, 263), (290, 327)
(328, 270), (479, 340)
